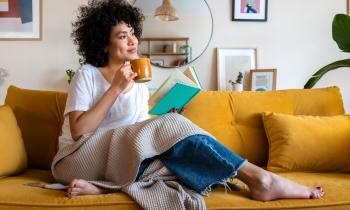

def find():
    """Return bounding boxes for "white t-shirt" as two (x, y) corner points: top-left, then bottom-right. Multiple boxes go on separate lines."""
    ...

(58, 64), (150, 149)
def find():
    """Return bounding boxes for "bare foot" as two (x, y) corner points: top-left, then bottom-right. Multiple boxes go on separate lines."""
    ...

(237, 162), (324, 201)
(67, 179), (105, 198)
(249, 172), (324, 201)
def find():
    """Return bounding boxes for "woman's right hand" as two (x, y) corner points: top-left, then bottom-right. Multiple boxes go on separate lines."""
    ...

(110, 62), (137, 92)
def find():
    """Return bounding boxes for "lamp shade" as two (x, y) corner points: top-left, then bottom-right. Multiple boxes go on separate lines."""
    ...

(154, 0), (179, 21)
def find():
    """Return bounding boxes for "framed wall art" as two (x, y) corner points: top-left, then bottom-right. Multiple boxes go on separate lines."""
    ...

(232, 0), (268, 21)
(217, 48), (257, 90)
(248, 69), (276, 91)
(0, 0), (42, 40)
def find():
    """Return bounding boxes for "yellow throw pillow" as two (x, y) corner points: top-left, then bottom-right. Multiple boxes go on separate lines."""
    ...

(262, 112), (350, 172)
(0, 106), (27, 176)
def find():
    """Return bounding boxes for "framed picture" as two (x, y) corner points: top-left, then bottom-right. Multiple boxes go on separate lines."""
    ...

(151, 59), (164, 66)
(248, 69), (276, 91)
(0, 0), (42, 40)
(232, 0), (268, 21)
(217, 48), (257, 90)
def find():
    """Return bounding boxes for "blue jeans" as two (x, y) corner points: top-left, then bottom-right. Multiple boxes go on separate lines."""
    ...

(136, 135), (247, 194)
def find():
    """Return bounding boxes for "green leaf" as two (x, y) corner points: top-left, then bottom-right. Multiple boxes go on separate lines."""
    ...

(79, 58), (86, 66)
(304, 59), (350, 88)
(333, 14), (350, 52)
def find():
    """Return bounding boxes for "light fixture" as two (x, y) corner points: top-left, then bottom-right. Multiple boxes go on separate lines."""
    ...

(154, 0), (179, 21)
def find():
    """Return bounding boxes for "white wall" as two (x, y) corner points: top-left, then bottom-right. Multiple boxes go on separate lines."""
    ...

(1, 0), (349, 112)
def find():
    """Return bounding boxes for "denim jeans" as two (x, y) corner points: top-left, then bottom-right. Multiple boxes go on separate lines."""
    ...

(136, 134), (247, 194)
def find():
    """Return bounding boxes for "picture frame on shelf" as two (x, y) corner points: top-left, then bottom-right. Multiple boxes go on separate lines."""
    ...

(232, 0), (268, 21)
(248, 69), (277, 91)
(151, 59), (164, 66)
(0, 0), (42, 40)
(217, 48), (257, 90)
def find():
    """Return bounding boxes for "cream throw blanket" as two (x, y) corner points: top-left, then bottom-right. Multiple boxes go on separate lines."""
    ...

(51, 113), (211, 210)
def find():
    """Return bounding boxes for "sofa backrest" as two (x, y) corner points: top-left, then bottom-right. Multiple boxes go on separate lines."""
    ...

(5, 86), (67, 170)
(4, 85), (344, 169)
(182, 86), (345, 166)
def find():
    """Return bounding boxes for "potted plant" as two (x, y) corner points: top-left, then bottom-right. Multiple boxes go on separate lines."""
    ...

(304, 14), (350, 88)
(229, 72), (243, 91)
(66, 58), (85, 84)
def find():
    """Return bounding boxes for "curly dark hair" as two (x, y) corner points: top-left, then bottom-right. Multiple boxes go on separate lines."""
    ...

(72, 0), (144, 67)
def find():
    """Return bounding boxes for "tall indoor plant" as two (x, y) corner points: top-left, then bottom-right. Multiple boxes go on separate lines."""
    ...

(304, 14), (350, 88)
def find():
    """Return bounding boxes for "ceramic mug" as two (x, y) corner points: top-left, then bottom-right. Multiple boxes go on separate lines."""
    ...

(130, 58), (152, 83)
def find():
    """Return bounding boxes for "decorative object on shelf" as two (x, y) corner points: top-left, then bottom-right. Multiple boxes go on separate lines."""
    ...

(0, 0), (42, 40)
(172, 42), (177, 53)
(66, 58), (86, 84)
(151, 59), (164, 66)
(304, 14), (350, 88)
(217, 48), (257, 90)
(232, 0), (268, 22)
(228, 72), (243, 91)
(0, 68), (8, 86)
(248, 69), (276, 91)
(162, 44), (172, 53)
(180, 44), (192, 63)
(154, 0), (179, 21)
(135, 0), (213, 68)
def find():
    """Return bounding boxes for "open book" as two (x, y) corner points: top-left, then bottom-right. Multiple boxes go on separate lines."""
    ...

(148, 67), (201, 115)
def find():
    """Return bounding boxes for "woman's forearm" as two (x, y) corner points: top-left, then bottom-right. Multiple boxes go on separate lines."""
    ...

(69, 86), (122, 140)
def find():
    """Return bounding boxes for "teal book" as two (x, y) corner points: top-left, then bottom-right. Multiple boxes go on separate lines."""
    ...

(148, 69), (201, 115)
(149, 83), (200, 115)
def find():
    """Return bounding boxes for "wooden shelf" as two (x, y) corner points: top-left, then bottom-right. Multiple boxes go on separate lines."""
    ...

(142, 52), (187, 56)
(139, 37), (189, 67)
(141, 37), (189, 42)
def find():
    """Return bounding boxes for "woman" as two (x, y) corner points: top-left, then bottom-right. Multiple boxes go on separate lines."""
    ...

(54, 0), (324, 202)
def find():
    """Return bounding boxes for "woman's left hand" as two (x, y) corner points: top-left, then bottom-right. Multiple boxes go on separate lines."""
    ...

(169, 107), (185, 114)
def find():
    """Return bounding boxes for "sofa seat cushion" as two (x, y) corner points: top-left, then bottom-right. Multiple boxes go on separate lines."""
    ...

(210, 172), (350, 210)
(0, 169), (140, 210)
(1, 170), (350, 210)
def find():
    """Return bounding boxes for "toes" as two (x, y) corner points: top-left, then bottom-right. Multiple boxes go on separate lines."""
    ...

(310, 187), (325, 199)
(316, 186), (324, 193)
(74, 179), (87, 188)
(69, 179), (79, 188)
(70, 187), (81, 194)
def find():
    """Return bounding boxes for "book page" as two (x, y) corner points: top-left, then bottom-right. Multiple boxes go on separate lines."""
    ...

(149, 70), (197, 107)
(183, 66), (202, 88)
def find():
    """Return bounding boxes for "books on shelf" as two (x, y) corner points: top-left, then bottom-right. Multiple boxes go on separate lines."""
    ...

(148, 66), (202, 115)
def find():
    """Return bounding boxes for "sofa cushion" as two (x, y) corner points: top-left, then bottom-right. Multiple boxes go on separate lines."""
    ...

(1, 169), (350, 210)
(263, 112), (350, 172)
(284, 86), (345, 115)
(183, 87), (344, 167)
(0, 106), (27, 177)
(4, 86), (67, 170)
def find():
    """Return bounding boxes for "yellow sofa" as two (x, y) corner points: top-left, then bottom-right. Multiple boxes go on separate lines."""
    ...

(1, 85), (350, 210)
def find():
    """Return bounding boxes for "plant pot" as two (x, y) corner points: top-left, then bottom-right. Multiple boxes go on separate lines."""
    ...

(233, 84), (243, 91)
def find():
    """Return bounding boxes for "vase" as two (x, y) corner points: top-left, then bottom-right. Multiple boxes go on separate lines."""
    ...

(233, 84), (243, 91)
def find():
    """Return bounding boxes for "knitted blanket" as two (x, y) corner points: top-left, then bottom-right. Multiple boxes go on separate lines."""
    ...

(51, 113), (210, 210)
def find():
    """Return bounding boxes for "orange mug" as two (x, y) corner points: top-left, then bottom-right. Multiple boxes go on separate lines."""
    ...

(130, 58), (152, 83)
